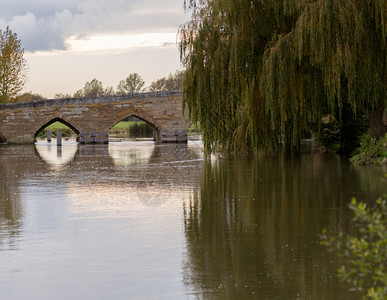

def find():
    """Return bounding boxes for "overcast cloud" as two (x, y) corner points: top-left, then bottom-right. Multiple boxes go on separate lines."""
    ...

(0, 0), (188, 52)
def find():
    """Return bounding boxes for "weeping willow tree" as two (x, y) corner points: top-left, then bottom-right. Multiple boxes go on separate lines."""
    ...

(179, 0), (386, 152)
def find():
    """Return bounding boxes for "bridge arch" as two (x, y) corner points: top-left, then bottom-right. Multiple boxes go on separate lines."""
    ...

(108, 112), (162, 141)
(108, 109), (161, 130)
(34, 118), (80, 141)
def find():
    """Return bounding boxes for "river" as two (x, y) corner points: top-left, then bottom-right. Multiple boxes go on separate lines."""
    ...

(0, 140), (386, 299)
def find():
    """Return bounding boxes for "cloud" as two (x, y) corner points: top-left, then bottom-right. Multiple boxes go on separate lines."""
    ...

(0, 0), (189, 52)
(3, 11), (72, 51)
(67, 33), (178, 53)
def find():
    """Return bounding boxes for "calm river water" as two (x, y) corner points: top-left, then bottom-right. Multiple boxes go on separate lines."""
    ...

(0, 140), (386, 299)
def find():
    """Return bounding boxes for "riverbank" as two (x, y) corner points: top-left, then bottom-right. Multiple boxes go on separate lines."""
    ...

(350, 134), (387, 166)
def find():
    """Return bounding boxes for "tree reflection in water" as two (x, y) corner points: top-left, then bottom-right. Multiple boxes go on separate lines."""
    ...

(0, 147), (23, 251)
(182, 154), (385, 299)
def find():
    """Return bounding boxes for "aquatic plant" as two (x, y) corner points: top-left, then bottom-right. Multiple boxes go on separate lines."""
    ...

(321, 197), (387, 299)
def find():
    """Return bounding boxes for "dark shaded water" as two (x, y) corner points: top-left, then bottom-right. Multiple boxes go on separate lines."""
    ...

(0, 141), (386, 299)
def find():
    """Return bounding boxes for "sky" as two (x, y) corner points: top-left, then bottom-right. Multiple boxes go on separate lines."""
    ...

(0, 0), (191, 98)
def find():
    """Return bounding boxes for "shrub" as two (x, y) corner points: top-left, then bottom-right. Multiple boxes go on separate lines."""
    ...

(321, 197), (387, 299)
(350, 134), (387, 166)
(128, 122), (153, 138)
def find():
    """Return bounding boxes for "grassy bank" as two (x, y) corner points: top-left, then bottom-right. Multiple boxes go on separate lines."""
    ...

(37, 122), (76, 138)
(110, 121), (153, 138)
(350, 134), (387, 166)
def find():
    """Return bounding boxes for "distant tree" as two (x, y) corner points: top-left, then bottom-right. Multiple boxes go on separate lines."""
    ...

(54, 93), (72, 99)
(0, 26), (28, 103)
(83, 78), (105, 97)
(117, 73), (145, 94)
(149, 70), (184, 92)
(164, 70), (184, 91)
(104, 86), (115, 95)
(73, 78), (106, 98)
(15, 92), (46, 102)
(73, 89), (84, 98)
(148, 77), (167, 92)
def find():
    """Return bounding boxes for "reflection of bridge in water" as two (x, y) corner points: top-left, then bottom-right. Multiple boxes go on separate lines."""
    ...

(30, 141), (204, 207)
(35, 141), (202, 168)
(0, 141), (203, 250)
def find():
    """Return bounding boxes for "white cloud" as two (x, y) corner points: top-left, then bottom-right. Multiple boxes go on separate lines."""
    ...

(1, 0), (191, 97)
(67, 33), (178, 53)
(0, 0), (189, 52)
(6, 11), (70, 51)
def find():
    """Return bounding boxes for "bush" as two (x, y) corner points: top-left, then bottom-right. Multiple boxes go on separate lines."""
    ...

(350, 134), (387, 166)
(321, 197), (387, 299)
(128, 122), (153, 138)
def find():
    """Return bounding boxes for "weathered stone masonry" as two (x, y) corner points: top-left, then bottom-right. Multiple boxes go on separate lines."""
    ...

(0, 91), (190, 144)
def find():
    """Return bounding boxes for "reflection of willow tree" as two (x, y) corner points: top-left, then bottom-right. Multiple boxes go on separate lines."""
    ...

(352, 166), (387, 199)
(0, 164), (22, 250)
(182, 155), (375, 298)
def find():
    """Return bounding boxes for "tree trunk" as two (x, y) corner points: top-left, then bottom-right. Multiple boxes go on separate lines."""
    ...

(367, 100), (385, 140)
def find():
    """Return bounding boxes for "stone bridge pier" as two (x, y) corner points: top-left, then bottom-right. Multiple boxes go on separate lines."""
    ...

(0, 92), (191, 144)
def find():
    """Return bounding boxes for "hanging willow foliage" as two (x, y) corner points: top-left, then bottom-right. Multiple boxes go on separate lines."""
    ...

(262, 0), (386, 145)
(179, 0), (386, 153)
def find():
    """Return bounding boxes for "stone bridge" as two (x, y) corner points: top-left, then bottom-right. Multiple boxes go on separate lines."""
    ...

(0, 91), (190, 144)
